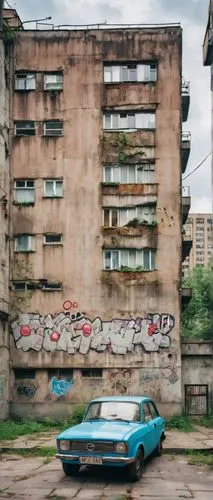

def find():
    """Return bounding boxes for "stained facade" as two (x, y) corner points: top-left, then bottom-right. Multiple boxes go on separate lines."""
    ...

(0, 12), (192, 419)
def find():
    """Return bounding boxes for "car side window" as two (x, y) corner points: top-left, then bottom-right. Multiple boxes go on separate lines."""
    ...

(149, 402), (159, 419)
(142, 402), (152, 423)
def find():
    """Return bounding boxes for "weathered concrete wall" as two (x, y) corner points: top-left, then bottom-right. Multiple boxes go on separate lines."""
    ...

(10, 28), (182, 418)
(0, 37), (10, 420)
(182, 341), (213, 413)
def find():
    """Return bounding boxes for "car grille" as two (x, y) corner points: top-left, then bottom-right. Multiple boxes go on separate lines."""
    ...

(70, 440), (115, 453)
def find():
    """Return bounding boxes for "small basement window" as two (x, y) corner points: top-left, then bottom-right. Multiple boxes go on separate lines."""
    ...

(15, 73), (36, 91)
(42, 282), (62, 291)
(15, 121), (36, 136)
(81, 369), (103, 378)
(44, 234), (63, 245)
(43, 121), (63, 136)
(14, 369), (36, 379)
(44, 73), (63, 91)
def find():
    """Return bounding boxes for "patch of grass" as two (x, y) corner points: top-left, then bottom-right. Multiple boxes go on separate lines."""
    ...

(0, 447), (56, 458)
(185, 450), (213, 467)
(0, 405), (86, 441)
(166, 415), (195, 432)
(198, 416), (213, 428)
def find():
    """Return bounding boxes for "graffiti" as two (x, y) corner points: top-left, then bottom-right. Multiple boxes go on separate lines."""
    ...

(11, 302), (175, 355)
(109, 369), (133, 394)
(0, 375), (5, 399)
(161, 366), (179, 384)
(50, 377), (74, 397)
(16, 384), (37, 399)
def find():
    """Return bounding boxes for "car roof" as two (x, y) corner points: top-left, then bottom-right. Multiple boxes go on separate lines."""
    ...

(89, 396), (153, 404)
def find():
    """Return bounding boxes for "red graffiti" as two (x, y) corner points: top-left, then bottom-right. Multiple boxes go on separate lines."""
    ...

(50, 331), (60, 342)
(63, 300), (72, 310)
(82, 323), (92, 337)
(148, 323), (158, 336)
(73, 302), (78, 309)
(20, 325), (31, 337)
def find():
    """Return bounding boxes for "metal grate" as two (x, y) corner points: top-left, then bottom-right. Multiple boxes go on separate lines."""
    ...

(70, 440), (115, 453)
(185, 384), (209, 416)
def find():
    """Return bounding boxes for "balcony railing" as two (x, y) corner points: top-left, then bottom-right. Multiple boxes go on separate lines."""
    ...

(182, 185), (191, 225)
(203, 25), (213, 66)
(182, 186), (190, 197)
(182, 81), (190, 122)
(181, 132), (191, 174)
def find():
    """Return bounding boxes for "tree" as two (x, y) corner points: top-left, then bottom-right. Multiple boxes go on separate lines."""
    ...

(182, 262), (213, 340)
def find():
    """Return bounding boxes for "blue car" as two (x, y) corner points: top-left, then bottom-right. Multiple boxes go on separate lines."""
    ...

(56, 396), (166, 481)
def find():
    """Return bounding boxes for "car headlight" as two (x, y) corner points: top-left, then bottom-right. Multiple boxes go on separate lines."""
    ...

(59, 440), (70, 451)
(115, 442), (128, 454)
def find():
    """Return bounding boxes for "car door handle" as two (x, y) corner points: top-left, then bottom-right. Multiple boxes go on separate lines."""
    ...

(154, 423), (157, 428)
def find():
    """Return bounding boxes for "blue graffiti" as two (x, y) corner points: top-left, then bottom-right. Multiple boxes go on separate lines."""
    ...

(50, 377), (73, 397)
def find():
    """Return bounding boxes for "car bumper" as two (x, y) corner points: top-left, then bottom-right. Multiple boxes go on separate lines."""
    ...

(55, 453), (135, 464)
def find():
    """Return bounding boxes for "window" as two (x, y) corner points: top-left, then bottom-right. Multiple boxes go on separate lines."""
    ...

(44, 179), (63, 197)
(103, 164), (155, 184)
(196, 218), (204, 223)
(103, 249), (155, 271)
(104, 63), (157, 83)
(103, 205), (156, 227)
(42, 282), (62, 291)
(15, 73), (36, 91)
(142, 402), (152, 422)
(13, 281), (35, 291)
(103, 112), (155, 130)
(43, 121), (63, 136)
(48, 368), (73, 379)
(44, 234), (63, 245)
(14, 234), (34, 252)
(14, 179), (35, 204)
(149, 402), (159, 419)
(44, 73), (63, 91)
(81, 369), (102, 378)
(14, 369), (36, 379)
(15, 121), (36, 136)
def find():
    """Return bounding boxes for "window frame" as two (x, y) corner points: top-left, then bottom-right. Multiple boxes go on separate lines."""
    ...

(103, 112), (155, 131)
(103, 63), (157, 84)
(14, 179), (35, 204)
(14, 234), (35, 253)
(43, 179), (63, 198)
(103, 163), (155, 184)
(13, 281), (35, 291)
(15, 73), (36, 91)
(142, 402), (152, 423)
(81, 369), (103, 378)
(43, 73), (63, 91)
(42, 282), (63, 291)
(103, 249), (156, 271)
(43, 234), (63, 245)
(43, 120), (63, 137)
(15, 121), (36, 136)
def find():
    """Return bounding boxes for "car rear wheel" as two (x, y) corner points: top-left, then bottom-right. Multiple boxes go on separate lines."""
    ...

(127, 449), (144, 482)
(62, 462), (80, 476)
(153, 437), (163, 457)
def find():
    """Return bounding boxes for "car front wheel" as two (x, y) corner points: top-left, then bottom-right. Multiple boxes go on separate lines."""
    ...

(62, 462), (80, 476)
(127, 449), (144, 482)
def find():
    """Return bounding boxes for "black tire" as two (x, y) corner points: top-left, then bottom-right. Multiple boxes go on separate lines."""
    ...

(127, 449), (144, 482)
(153, 437), (163, 457)
(62, 462), (80, 476)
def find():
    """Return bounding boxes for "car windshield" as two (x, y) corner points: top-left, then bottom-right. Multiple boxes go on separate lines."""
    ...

(84, 401), (141, 422)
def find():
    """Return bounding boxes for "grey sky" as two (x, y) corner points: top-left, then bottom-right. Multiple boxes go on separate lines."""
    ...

(11, 0), (212, 213)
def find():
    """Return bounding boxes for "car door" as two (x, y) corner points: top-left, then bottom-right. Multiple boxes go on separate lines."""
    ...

(141, 402), (156, 457)
(148, 401), (164, 449)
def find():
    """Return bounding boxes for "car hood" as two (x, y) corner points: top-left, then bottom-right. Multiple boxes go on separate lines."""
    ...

(57, 420), (141, 441)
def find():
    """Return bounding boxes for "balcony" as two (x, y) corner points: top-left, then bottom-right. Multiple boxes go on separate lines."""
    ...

(181, 132), (191, 174)
(181, 287), (192, 311)
(203, 24), (213, 66)
(182, 186), (191, 225)
(182, 235), (193, 262)
(182, 81), (190, 122)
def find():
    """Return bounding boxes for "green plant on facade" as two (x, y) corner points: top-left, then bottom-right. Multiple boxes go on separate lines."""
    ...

(10, 256), (34, 320)
(125, 218), (157, 228)
(117, 132), (131, 163)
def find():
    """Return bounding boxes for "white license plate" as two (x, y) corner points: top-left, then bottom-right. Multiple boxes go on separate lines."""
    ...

(80, 456), (103, 465)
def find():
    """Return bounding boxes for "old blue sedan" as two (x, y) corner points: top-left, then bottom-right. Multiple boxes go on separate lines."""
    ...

(56, 396), (166, 481)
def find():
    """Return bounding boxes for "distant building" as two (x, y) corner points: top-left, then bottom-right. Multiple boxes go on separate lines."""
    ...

(183, 214), (213, 277)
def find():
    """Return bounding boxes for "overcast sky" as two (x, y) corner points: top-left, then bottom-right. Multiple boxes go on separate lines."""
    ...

(10, 0), (212, 213)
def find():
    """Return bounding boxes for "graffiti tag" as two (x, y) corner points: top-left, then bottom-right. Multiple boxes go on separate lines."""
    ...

(50, 377), (74, 397)
(16, 385), (36, 399)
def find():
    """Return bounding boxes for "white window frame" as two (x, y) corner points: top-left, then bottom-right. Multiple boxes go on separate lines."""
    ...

(103, 164), (155, 184)
(103, 208), (119, 227)
(103, 112), (155, 131)
(43, 121), (63, 136)
(103, 249), (156, 271)
(14, 234), (34, 253)
(15, 121), (36, 136)
(44, 179), (63, 198)
(42, 282), (63, 291)
(14, 179), (35, 204)
(15, 73), (36, 91)
(103, 63), (157, 83)
(13, 281), (34, 291)
(44, 73), (63, 91)
(103, 206), (156, 227)
(43, 234), (63, 245)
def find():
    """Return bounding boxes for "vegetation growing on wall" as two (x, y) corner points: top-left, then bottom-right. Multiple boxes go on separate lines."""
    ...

(10, 256), (33, 320)
(182, 263), (213, 340)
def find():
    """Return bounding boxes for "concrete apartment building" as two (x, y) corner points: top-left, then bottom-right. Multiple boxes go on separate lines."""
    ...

(203, 0), (213, 204)
(182, 213), (213, 277)
(0, 9), (192, 419)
